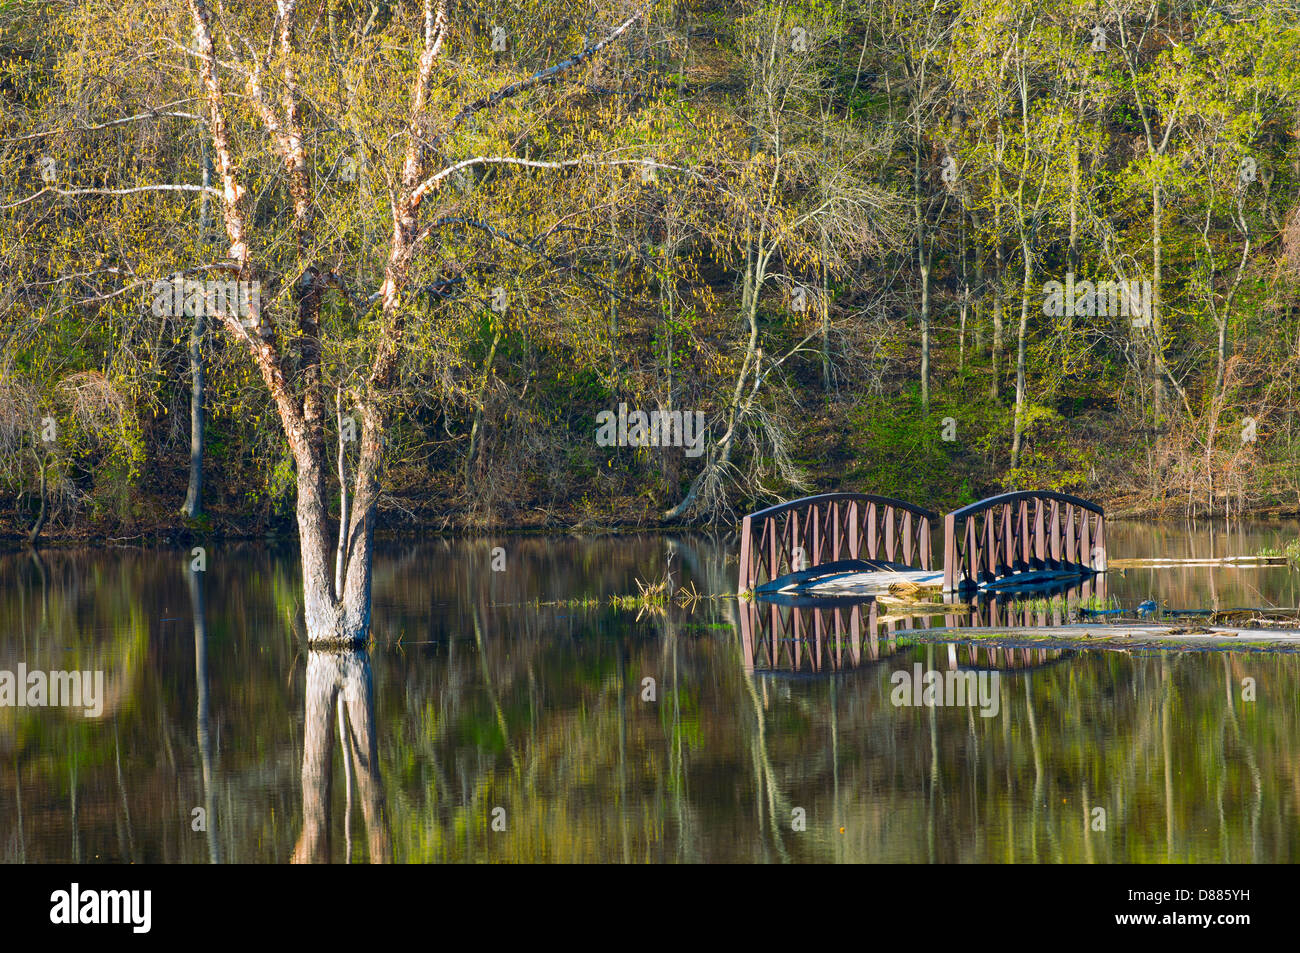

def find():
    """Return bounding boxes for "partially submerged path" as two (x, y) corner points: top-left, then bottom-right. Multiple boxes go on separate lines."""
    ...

(898, 624), (1300, 654)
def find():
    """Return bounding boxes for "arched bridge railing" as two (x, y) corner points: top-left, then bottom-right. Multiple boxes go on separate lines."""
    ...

(737, 493), (938, 594)
(941, 491), (1106, 593)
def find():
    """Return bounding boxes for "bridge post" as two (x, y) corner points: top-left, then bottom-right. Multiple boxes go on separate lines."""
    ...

(1017, 498), (1030, 571)
(768, 516), (778, 588)
(790, 510), (800, 570)
(1065, 503), (1076, 564)
(810, 503), (821, 566)
(831, 499), (841, 561)
(1001, 505), (1013, 575)
(1049, 499), (1061, 567)
(1033, 498), (1046, 569)
(738, 515), (754, 592)
(866, 501), (878, 559)
(1093, 513), (1107, 570)
(1080, 509), (1091, 573)
(943, 512), (957, 592)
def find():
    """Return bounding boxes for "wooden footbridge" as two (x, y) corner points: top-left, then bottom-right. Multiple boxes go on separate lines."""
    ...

(737, 491), (1106, 597)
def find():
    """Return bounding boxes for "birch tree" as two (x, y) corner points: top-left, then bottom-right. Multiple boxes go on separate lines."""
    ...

(7, 0), (665, 642)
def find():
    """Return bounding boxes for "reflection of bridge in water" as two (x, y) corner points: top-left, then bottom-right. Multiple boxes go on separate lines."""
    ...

(736, 582), (1099, 676)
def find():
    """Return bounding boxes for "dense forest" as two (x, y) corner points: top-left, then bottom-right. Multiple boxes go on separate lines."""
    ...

(4, 0), (1300, 551)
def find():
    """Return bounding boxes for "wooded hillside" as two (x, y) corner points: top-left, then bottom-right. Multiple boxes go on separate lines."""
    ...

(3, 0), (1300, 542)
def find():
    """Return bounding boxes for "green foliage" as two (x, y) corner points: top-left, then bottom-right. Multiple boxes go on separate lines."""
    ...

(3, 0), (1300, 536)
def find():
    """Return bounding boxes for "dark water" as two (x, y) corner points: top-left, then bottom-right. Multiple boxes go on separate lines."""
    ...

(2, 520), (1299, 863)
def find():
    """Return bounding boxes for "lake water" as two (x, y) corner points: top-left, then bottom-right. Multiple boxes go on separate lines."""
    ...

(2, 519), (1299, 863)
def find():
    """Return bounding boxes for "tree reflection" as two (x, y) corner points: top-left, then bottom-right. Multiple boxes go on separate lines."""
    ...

(188, 567), (220, 863)
(293, 649), (391, 863)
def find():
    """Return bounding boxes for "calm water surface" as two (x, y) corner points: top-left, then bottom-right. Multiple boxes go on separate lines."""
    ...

(2, 520), (1299, 863)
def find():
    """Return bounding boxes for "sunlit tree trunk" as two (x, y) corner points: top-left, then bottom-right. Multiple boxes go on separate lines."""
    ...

(958, 211), (967, 373)
(991, 214), (1003, 400)
(916, 138), (931, 415)
(1152, 178), (1163, 424)
(1010, 236), (1031, 468)
(181, 138), (211, 520)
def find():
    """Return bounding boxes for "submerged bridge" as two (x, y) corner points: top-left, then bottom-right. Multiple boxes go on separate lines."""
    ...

(738, 490), (1106, 597)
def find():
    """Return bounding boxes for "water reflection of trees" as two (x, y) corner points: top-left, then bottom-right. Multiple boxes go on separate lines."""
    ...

(0, 546), (303, 862)
(378, 540), (1300, 862)
(2, 536), (1299, 863)
(731, 589), (1299, 861)
(0, 549), (150, 862)
(1107, 519), (1300, 609)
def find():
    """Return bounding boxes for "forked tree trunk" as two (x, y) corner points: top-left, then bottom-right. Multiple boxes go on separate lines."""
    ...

(186, 0), (651, 638)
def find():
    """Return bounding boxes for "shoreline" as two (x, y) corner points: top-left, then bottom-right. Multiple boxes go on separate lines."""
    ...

(4, 507), (1300, 555)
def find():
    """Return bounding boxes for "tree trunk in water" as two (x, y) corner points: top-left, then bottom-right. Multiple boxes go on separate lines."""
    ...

(297, 459), (356, 643)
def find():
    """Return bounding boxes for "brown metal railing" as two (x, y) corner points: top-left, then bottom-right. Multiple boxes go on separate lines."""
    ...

(941, 491), (1106, 593)
(736, 493), (938, 594)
